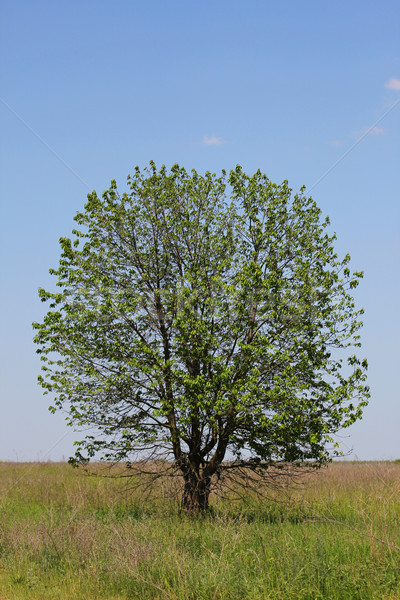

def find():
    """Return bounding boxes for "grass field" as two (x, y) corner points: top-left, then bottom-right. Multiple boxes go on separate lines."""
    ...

(0, 461), (399, 599)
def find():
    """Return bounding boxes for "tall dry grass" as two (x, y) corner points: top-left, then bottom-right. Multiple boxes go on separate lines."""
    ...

(0, 460), (399, 599)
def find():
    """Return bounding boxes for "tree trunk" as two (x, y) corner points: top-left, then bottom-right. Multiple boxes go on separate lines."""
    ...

(182, 470), (211, 513)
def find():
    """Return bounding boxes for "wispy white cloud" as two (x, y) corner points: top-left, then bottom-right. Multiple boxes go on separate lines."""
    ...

(353, 125), (385, 139)
(385, 77), (400, 91)
(329, 125), (384, 149)
(202, 135), (226, 146)
(316, 98), (398, 191)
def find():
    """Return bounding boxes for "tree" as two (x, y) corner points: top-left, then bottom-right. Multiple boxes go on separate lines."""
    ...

(33, 163), (369, 512)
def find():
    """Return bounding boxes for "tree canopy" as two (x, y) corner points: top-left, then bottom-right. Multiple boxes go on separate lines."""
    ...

(33, 163), (369, 511)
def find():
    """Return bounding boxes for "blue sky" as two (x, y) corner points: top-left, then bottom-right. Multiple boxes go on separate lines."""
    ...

(1, 0), (399, 461)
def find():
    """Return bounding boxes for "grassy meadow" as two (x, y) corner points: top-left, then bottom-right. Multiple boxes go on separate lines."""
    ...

(0, 460), (399, 599)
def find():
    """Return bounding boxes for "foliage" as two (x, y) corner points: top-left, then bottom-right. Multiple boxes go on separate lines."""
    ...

(33, 162), (369, 510)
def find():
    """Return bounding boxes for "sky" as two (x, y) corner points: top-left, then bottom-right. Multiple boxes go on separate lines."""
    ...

(0, 0), (399, 461)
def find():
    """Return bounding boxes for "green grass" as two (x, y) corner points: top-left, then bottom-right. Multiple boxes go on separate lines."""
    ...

(0, 461), (399, 599)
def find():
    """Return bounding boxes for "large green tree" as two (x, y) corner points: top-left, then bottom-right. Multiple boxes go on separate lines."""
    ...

(33, 163), (369, 511)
